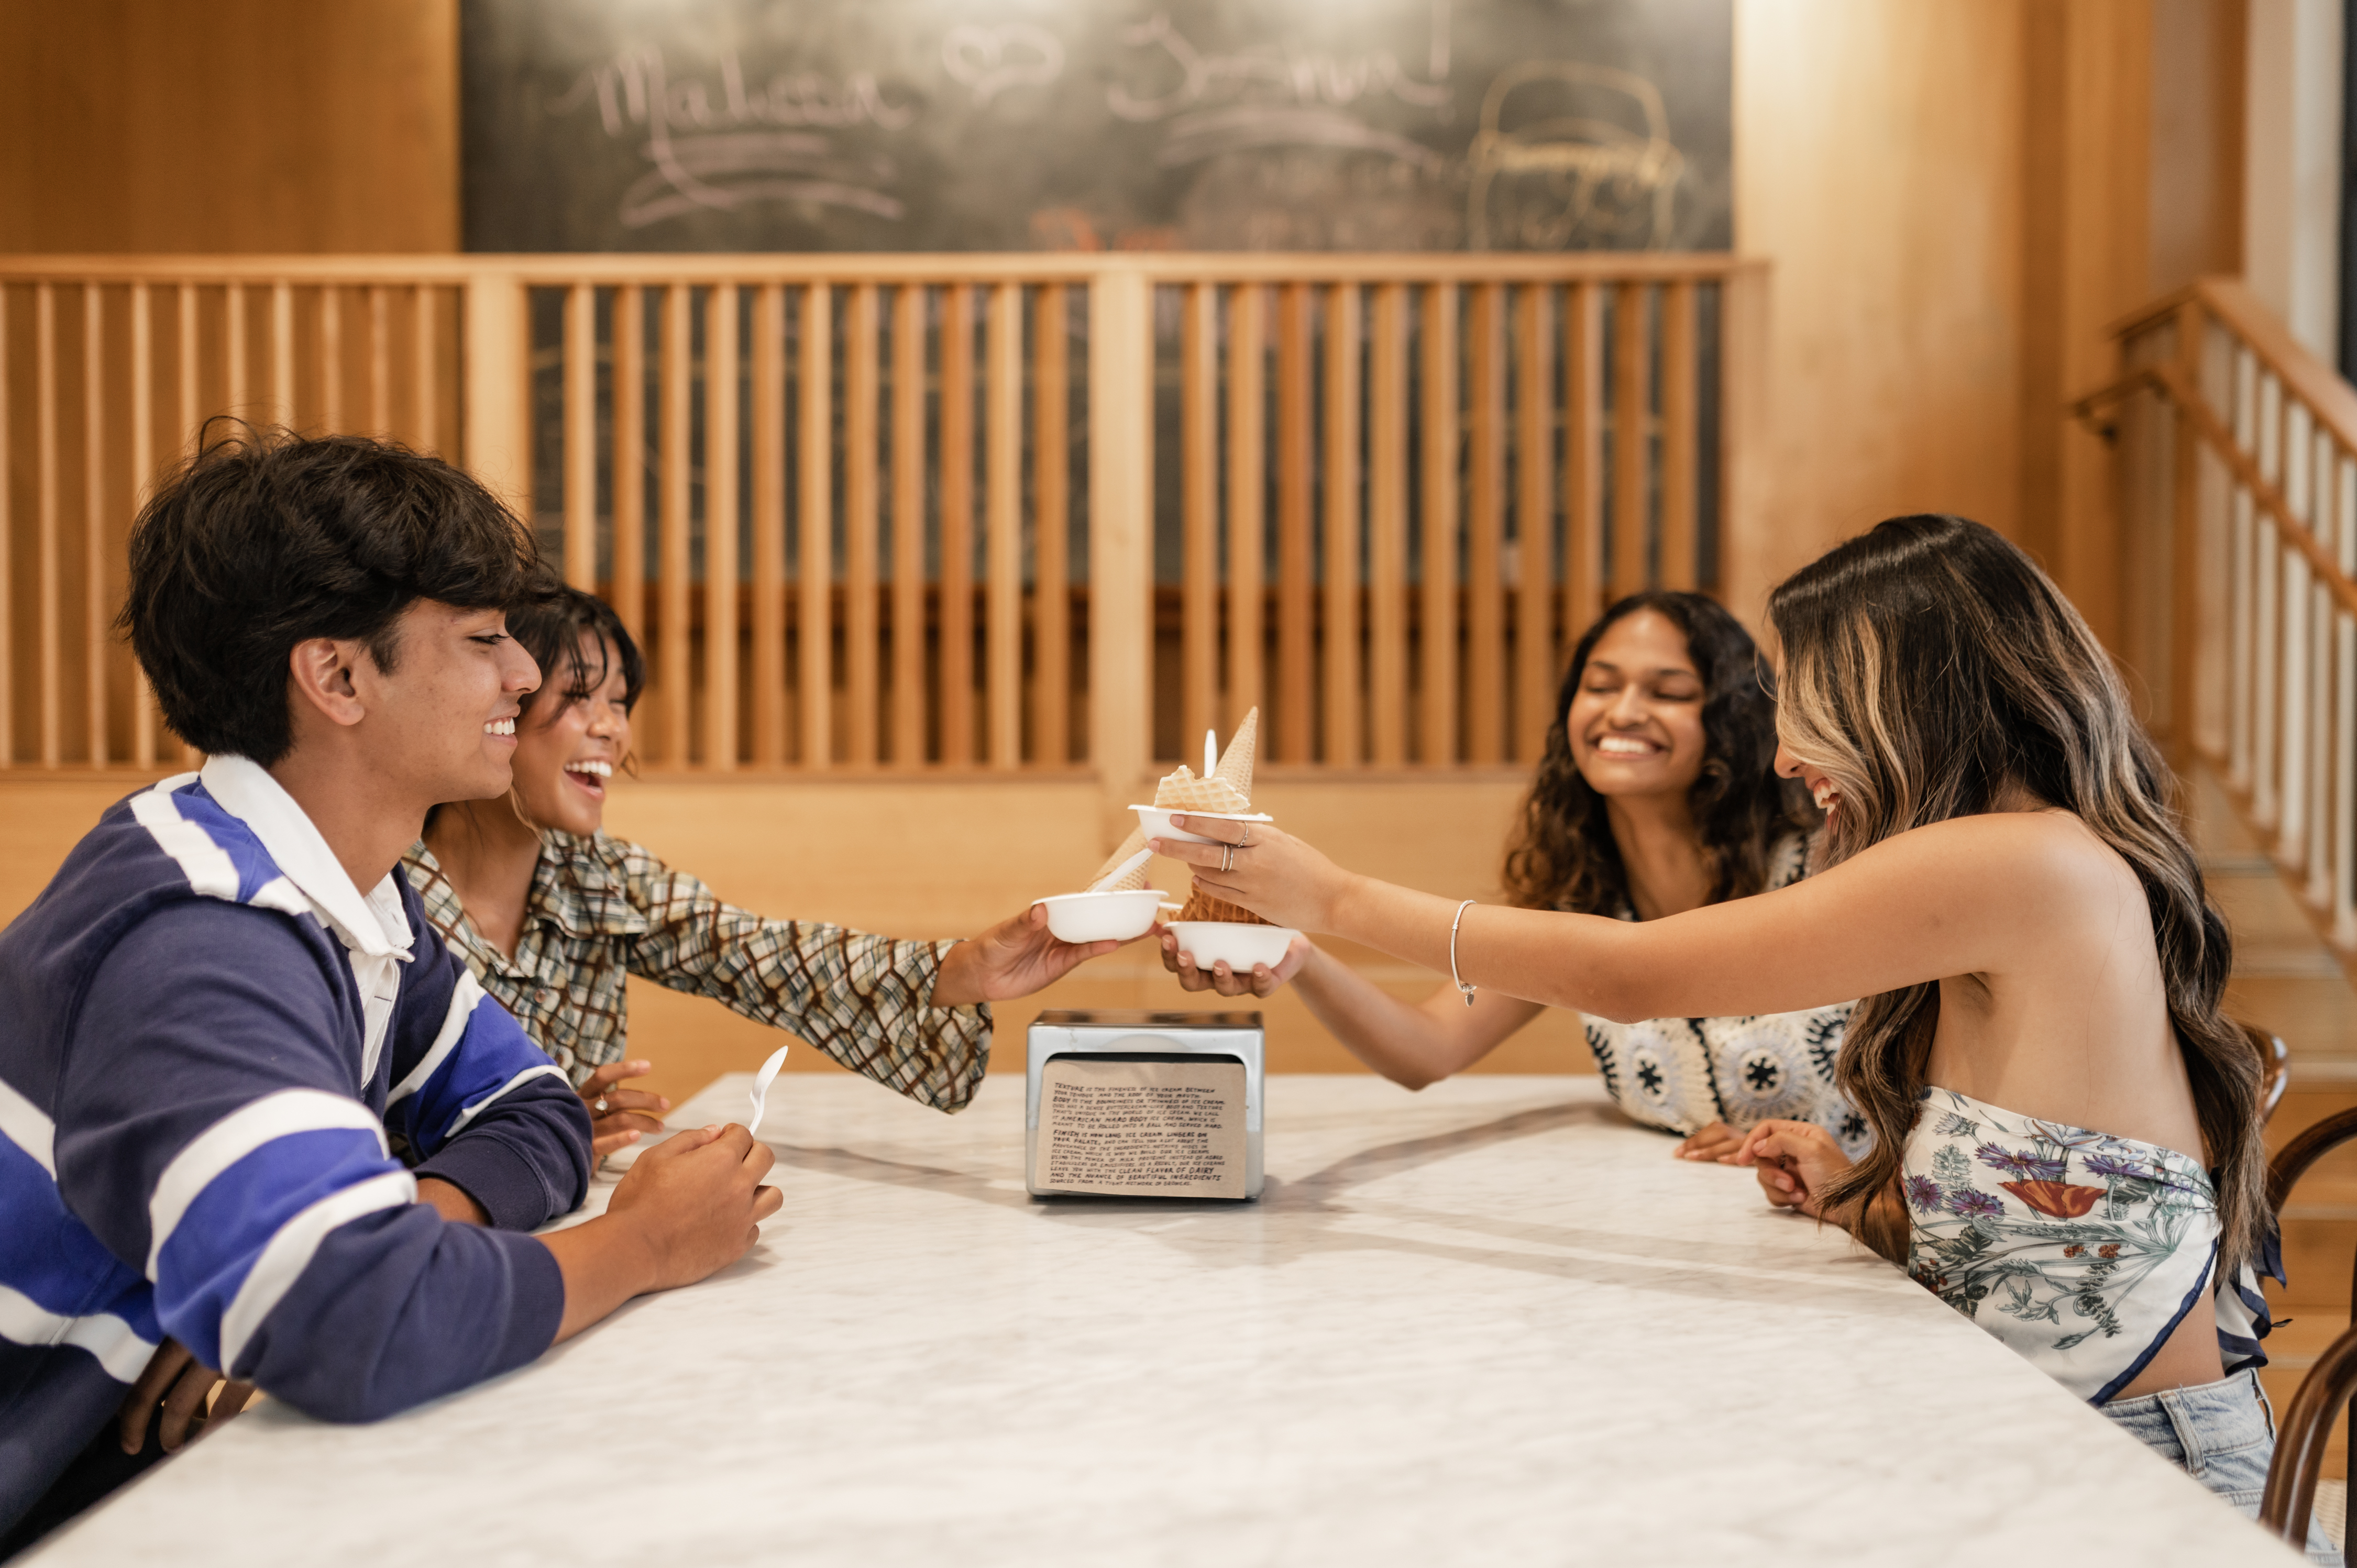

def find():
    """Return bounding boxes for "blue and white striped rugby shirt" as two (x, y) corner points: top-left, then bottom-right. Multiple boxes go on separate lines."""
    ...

(0, 757), (592, 1530)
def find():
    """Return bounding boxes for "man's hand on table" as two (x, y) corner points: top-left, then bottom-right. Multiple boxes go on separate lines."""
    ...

(118, 1339), (256, 1455)
(541, 1121), (783, 1343)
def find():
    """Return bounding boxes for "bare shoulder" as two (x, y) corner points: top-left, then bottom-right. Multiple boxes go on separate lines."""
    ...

(1828, 810), (2142, 909)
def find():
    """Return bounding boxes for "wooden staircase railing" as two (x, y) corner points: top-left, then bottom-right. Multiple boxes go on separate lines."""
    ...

(2086, 278), (2357, 978)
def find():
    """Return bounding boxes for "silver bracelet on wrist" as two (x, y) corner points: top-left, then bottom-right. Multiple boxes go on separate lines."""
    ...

(1450, 899), (1478, 1007)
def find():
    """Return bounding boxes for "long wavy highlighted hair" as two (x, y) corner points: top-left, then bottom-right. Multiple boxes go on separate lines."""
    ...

(1504, 591), (1814, 915)
(1771, 515), (2257, 1272)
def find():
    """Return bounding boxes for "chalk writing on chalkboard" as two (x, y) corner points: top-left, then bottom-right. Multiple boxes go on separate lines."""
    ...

(460, 0), (1731, 253)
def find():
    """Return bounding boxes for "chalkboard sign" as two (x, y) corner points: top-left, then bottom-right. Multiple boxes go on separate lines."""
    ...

(461, 0), (1730, 252)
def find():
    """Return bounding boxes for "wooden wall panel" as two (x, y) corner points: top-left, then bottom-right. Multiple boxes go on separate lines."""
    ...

(0, 1), (458, 254)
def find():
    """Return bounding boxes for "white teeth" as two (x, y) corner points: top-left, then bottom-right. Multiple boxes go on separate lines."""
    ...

(1593, 736), (1657, 756)
(484, 718), (514, 736)
(565, 760), (613, 779)
(1811, 781), (1838, 812)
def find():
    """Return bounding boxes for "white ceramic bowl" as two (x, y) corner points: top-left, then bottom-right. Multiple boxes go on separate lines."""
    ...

(1130, 805), (1275, 845)
(1167, 921), (1300, 972)
(1033, 888), (1166, 943)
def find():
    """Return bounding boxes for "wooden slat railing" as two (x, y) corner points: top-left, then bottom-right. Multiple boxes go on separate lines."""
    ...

(2095, 277), (2357, 965)
(0, 253), (1756, 788)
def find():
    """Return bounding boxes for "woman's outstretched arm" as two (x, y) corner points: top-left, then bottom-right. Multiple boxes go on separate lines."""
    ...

(1151, 809), (2099, 1025)
(1281, 945), (1548, 1088)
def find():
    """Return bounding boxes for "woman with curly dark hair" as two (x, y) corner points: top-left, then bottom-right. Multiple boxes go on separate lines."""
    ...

(1163, 590), (1862, 1160)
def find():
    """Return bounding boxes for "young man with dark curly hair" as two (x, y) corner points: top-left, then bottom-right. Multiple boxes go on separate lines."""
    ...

(0, 429), (780, 1554)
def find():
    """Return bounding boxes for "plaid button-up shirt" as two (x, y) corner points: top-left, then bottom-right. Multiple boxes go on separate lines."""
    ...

(401, 833), (991, 1112)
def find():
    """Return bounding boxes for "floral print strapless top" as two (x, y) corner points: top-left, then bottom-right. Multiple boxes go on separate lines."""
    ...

(1902, 1087), (2271, 1404)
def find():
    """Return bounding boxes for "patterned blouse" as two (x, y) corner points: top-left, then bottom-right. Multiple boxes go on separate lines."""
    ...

(401, 834), (992, 1113)
(1904, 1086), (2270, 1403)
(1580, 833), (1868, 1156)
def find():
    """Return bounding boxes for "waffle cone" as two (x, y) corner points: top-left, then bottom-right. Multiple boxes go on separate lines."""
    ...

(1155, 773), (1252, 814)
(1214, 707), (1259, 801)
(1087, 827), (1151, 892)
(1176, 884), (1273, 925)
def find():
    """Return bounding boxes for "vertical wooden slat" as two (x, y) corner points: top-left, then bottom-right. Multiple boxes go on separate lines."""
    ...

(2166, 300), (2207, 764)
(1087, 266), (1155, 796)
(1466, 282), (1506, 764)
(1032, 284), (1071, 764)
(1324, 281), (1362, 767)
(1275, 283), (1314, 762)
(1513, 282), (1555, 761)
(1367, 281), (1409, 766)
(659, 284), (692, 765)
(226, 282), (248, 432)
(1180, 282), (1219, 755)
(561, 284), (597, 589)
(318, 284), (342, 433)
(704, 283), (740, 772)
(177, 284), (197, 454)
(889, 283), (926, 767)
(83, 285), (108, 766)
(410, 283), (433, 452)
(461, 273), (531, 530)
(845, 282), (880, 766)
(2254, 373), (2283, 824)
(1225, 283), (1265, 734)
(1659, 281), (1698, 589)
(752, 283), (787, 766)
(270, 281), (293, 430)
(985, 281), (1023, 768)
(176, 285), (199, 768)
(2329, 445), (2348, 933)
(938, 284), (974, 765)
(37, 284), (59, 767)
(1718, 265), (1771, 619)
(1420, 283), (1459, 766)
(130, 283), (156, 767)
(1561, 282), (1604, 634)
(0, 287), (12, 767)
(1611, 281), (1650, 598)
(798, 283), (833, 768)
(368, 285), (389, 434)
(611, 286), (646, 653)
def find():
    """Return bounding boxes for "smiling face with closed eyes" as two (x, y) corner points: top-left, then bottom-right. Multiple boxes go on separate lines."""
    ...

(1563, 609), (1710, 803)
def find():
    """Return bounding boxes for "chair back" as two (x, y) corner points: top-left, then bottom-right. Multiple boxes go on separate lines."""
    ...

(2258, 1039), (2357, 1549)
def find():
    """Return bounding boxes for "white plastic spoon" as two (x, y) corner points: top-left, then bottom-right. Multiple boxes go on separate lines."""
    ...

(1087, 846), (1153, 894)
(1204, 727), (1217, 778)
(746, 1043), (790, 1138)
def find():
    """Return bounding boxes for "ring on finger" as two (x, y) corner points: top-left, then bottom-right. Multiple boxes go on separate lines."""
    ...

(593, 1097), (610, 1114)
(1237, 826), (1253, 847)
(1220, 843), (1235, 873)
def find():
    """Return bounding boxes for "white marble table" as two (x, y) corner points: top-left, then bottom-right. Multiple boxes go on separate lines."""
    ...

(31, 1075), (2300, 1566)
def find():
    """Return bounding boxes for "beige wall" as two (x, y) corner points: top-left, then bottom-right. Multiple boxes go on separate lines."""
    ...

(0, 0), (458, 253)
(1730, 1), (2033, 621)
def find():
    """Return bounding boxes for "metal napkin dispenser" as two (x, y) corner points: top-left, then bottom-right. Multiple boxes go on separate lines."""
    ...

(1025, 1010), (1264, 1200)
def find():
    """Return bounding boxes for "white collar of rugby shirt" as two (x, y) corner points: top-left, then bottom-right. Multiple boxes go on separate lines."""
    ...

(199, 755), (415, 963)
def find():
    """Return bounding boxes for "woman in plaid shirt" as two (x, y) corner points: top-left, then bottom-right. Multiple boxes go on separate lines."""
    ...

(404, 572), (1119, 1156)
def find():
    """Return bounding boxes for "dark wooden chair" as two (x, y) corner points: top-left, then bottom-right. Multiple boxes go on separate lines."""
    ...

(2256, 1023), (2357, 1548)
